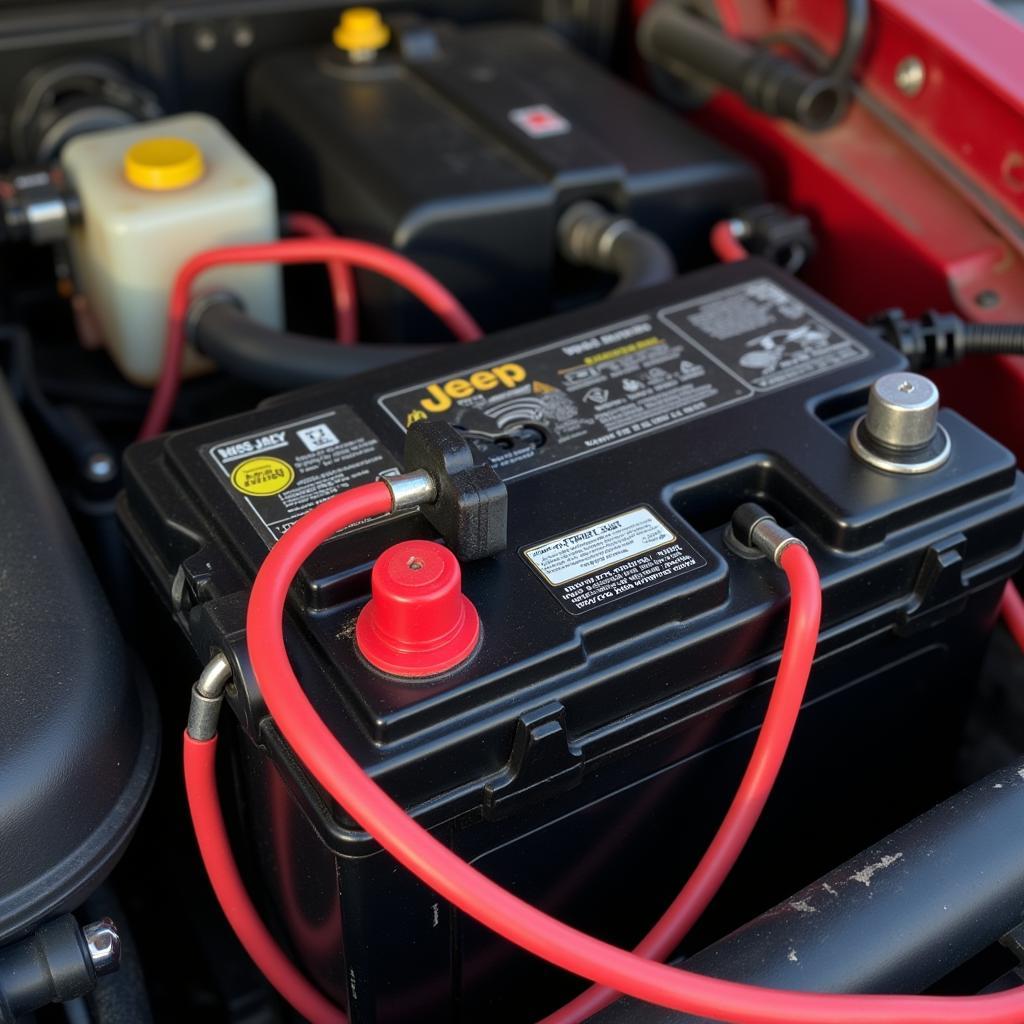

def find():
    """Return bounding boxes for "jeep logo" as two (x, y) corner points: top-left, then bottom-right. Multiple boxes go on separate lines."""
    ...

(417, 363), (527, 413)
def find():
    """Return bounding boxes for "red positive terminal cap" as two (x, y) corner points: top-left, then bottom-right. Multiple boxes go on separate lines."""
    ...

(355, 540), (480, 678)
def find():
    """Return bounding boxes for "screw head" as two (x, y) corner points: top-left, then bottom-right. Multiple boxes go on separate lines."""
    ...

(194, 25), (218, 52)
(85, 451), (117, 483)
(894, 56), (926, 97)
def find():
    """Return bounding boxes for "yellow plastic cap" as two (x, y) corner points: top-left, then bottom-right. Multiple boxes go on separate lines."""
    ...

(124, 137), (205, 191)
(333, 7), (390, 52)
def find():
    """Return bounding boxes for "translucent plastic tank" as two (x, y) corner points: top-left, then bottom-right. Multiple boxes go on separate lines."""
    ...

(62, 112), (283, 385)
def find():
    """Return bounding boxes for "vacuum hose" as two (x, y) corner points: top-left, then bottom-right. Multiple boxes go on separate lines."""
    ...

(557, 201), (677, 294)
(191, 300), (434, 390)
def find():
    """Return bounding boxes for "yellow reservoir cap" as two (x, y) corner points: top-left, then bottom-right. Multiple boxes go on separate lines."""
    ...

(333, 7), (390, 52)
(124, 137), (205, 191)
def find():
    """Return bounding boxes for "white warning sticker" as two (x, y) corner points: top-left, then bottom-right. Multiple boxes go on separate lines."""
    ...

(524, 508), (676, 586)
(521, 506), (706, 614)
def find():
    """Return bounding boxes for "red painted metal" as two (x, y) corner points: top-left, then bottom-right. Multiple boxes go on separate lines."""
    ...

(630, 0), (1024, 456)
(780, 0), (1024, 231)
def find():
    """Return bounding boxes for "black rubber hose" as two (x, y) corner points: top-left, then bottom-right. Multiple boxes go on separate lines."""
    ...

(191, 302), (439, 390)
(638, 2), (847, 131)
(871, 309), (1024, 369)
(557, 200), (677, 295)
(960, 323), (1024, 355)
(827, 0), (871, 81)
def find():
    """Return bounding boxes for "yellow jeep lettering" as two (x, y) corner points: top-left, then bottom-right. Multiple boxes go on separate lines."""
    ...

(417, 363), (527, 413)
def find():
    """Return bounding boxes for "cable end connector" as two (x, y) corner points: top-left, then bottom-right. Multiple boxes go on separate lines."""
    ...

(187, 652), (233, 741)
(731, 503), (807, 567)
(401, 421), (508, 561)
(869, 308), (967, 370)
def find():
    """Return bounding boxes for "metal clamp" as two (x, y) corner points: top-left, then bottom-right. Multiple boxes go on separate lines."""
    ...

(385, 469), (437, 511)
(186, 652), (234, 741)
(730, 503), (807, 567)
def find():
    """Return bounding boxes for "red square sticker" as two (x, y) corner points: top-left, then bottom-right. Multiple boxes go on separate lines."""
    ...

(508, 104), (571, 139)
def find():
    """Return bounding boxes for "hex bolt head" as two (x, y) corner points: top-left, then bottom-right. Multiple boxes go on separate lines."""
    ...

(864, 372), (939, 450)
(83, 918), (121, 976)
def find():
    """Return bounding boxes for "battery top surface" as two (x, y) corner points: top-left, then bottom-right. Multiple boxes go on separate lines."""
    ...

(122, 260), (1024, 821)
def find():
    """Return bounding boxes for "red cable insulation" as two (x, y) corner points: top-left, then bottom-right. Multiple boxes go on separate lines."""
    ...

(710, 219), (749, 263)
(283, 212), (359, 345)
(183, 731), (347, 1024)
(180, 480), (1024, 1021)
(538, 542), (818, 1023)
(240, 489), (1024, 1021)
(186, 482), (820, 1023)
(1002, 580), (1024, 653)
(139, 239), (482, 440)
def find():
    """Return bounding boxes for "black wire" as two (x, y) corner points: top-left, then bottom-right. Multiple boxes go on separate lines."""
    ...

(829, 0), (871, 81)
(760, 0), (871, 82)
(0, 323), (114, 473)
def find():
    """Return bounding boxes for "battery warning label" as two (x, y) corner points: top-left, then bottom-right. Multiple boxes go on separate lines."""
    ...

(523, 507), (706, 614)
(660, 277), (870, 391)
(203, 406), (402, 546)
(378, 277), (870, 482)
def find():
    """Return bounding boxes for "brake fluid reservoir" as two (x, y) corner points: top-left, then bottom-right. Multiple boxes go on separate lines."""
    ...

(61, 112), (283, 386)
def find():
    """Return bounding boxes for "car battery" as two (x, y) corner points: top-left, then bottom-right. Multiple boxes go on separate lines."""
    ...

(121, 260), (1024, 1023)
(245, 16), (761, 339)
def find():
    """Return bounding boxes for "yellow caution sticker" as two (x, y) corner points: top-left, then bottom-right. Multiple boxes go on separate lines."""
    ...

(230, 456), (294, 496)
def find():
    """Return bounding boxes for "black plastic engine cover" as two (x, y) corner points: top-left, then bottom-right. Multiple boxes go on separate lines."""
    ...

(246, 17), (761, 338)
(0, 373), (158, 945)
(121, 260), (1024, 1022)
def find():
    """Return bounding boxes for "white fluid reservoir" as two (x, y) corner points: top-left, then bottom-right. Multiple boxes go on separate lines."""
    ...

(61, 112), (283, 386)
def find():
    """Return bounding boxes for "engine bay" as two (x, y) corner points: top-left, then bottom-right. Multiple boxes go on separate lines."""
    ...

(3, 3), (1024, 1023)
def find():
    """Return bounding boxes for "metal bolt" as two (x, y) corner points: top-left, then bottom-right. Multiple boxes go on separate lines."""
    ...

(194, 25), (218, 52)
(975, 289), (1001, 309)
(83, 919), (121, 977)
(894, 56), (926, 98)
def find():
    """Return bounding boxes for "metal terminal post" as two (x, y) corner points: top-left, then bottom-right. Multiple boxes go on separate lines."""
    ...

(385, 469), (437, 511)
(187, 652), (234, 741)
(82, 918), (121, 976)
(731, 503), (807, 567)
(850, 372), (951, 474)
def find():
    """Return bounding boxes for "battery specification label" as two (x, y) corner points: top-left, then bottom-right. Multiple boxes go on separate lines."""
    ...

(659, 277), (871, 392)
(522, 507), (706, 614)
(202, 406), (402, 546)
(378, 277), (871, 481)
